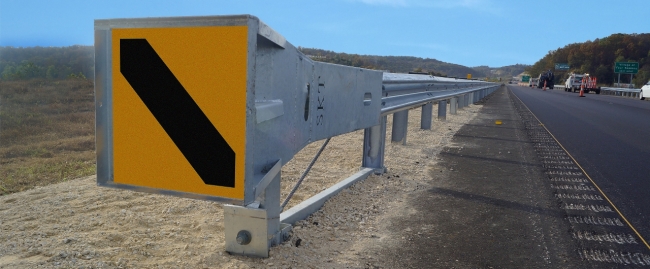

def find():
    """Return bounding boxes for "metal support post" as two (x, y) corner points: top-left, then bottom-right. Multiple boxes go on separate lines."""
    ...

(420, 103), (432, 130)
(458, 95), (465, 109)
(224, 160), (285, 258)
(465, 93), (470, 106)
(391, 110), (408, 145)
(437, 100), (447, 121)
(450, 97), (457, 115)
(362, 116), (387, 174)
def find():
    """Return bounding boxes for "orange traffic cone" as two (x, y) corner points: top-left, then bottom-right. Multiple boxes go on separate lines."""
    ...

(543, 81), (547, 91)
(579, 86), (585, 97)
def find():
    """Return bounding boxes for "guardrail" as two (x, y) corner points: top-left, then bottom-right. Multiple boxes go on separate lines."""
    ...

(600, 87), (642, 98)
(94, 14), (498, 257)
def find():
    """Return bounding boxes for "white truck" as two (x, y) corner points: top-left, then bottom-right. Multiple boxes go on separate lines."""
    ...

(529, 78), (539, 87)
(565, 73), (585, 92)
(641, 80), (650, 100)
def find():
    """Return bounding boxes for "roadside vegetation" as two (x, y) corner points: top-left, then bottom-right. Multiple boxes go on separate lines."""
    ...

(526, 33), (650, 87)
(298, 47), (528, 79)
(0, 79), (95, 195)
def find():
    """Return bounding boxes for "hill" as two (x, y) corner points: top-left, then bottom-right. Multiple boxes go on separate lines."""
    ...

(299, 47), (526, 79)
(472, 64), (529, 80)
(0, 45), (93, 80)
(525, 33), (650, 87)
(0, 45), (527, 81)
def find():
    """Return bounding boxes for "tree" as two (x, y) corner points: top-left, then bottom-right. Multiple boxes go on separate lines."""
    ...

(46, 65), (57, 79)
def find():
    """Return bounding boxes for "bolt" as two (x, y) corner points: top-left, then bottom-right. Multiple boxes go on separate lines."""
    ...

(236, 230), (252, 245)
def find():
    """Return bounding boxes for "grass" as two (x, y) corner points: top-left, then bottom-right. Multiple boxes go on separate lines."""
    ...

(0, 79), (96, 195)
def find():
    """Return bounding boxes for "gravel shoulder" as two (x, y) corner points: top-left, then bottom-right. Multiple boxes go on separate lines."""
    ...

(1, 98), (482, 269)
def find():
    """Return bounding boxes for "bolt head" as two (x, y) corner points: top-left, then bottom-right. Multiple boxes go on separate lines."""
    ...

(236, 230), (252, 245)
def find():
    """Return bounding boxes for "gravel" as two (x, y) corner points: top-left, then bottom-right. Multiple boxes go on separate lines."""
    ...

(0, 103), (481, 268)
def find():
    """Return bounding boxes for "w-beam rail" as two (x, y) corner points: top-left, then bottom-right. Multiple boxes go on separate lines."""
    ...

(94, 14), (498, 258)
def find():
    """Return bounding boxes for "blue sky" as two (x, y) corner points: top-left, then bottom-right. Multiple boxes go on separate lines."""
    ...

(0, 0), (648, 67)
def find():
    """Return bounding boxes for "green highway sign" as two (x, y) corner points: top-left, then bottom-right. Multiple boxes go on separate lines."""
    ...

(555, 63), (570, 70)
(615, 62), (639, 74)
(521, 75), (531, 82)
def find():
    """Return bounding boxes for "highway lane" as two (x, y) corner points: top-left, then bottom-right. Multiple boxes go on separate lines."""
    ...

(509, 85), (650, 244)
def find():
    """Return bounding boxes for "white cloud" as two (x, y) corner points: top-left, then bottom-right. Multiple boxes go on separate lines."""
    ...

(354, 0), (409, 7)
(351, 0), (501, 13)
(389, 41), (451, 52)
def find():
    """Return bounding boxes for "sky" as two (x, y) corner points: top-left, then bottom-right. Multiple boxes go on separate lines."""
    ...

(0, 0), (648, 67)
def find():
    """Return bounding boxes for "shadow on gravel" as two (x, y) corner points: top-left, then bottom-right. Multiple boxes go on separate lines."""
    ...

(439, 151), (540, 167)
(454, 134), (531, 144)
(428, 187), (564, 218)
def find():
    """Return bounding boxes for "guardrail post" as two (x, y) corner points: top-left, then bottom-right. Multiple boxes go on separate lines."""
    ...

(437, 100), (447, 121)
(458, 95), (465, 109)
(465, 93), (470, 107)
(363, 116), (387, 174)
(391, 110), (408, 145)
(224, 160), (283, 258)
(421, 103), (433, 130)
(450, 97), (457, 115)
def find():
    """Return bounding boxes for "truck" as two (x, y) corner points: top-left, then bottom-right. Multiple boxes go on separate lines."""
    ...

(640, 80), (650, 100)
(564, 73), (584, 92)
(537, 70), (554, 89)
(529, 78), (539, 87)
(565, 73), (600, 94)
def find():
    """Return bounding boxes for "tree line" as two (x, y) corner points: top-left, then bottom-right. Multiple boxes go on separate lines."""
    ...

(526, 33), (650, 87)
(0, 45), (93, 81)
(298, 47), (527, 79)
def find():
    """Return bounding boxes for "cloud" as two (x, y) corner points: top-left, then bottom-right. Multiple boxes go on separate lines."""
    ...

(388, 41), (451, 52)
(357, 0), (409, 6)
(351, 0), (501, 13)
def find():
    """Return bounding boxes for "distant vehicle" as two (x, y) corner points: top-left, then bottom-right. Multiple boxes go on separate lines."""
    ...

(537, 70), (554, 89)
(529, 78), (539, 87)
(580, 74), (600, 94)
(641, 80), (650, 100)
(565, 73), (585, 92)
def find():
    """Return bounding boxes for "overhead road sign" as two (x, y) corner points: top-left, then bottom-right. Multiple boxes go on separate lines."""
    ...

(555, 63), (570, 70)
(522, 75), (531, 82)
(615, 62), (639, 74)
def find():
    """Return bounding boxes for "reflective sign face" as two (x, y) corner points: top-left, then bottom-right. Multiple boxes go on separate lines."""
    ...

(111, 26), (248, 200)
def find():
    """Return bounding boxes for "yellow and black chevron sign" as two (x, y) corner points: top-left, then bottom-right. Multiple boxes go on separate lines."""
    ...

(111, 26), (247, 200)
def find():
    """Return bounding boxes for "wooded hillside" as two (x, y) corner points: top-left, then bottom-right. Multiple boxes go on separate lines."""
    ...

(0, 46), (93, 80)
(526, 33), (650, 87)
(299, 47), (527, 79)
(0, 45), (528, 81)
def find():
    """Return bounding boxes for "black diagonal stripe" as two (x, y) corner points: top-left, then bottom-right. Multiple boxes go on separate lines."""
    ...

(120, 39), (235, 188)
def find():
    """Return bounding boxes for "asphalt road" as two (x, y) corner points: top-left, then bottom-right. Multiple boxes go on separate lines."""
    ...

(509, 85), (650, 243)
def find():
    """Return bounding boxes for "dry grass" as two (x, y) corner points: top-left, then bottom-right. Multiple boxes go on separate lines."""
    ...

(0, 79), (95, 195)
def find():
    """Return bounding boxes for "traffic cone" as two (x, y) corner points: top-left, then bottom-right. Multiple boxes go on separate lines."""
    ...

(579, 85), (585, 97)
(543, 81), (547, 91)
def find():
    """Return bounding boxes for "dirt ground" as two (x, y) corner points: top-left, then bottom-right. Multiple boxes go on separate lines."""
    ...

(0, 102), (481, 269)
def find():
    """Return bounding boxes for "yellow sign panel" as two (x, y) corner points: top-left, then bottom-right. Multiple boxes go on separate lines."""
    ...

(467, 74), (472, 79)
(112, 26), (248, 200)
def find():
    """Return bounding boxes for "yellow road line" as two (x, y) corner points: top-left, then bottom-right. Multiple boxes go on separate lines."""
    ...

(509, 88), (650, 251)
